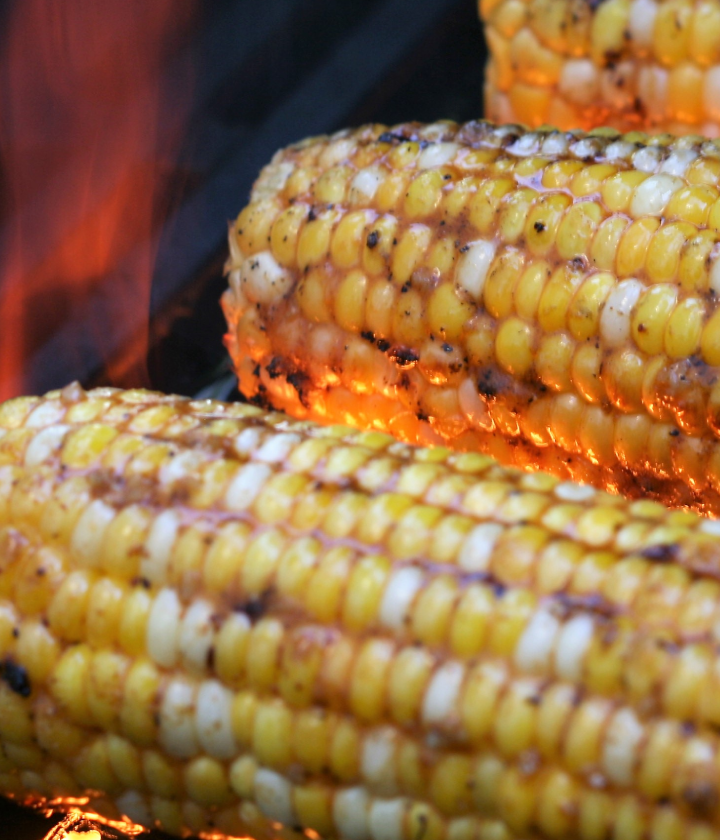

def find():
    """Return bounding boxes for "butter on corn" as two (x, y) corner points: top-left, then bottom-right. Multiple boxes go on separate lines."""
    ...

(480, 0), (720, 136)
(4, 383), (720, 837)
(224, 119), (720, 515)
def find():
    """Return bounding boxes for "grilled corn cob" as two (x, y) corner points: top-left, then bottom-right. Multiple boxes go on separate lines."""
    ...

(480, 0), (720, 136)
(224, 119), (720, 515)
(6, 383), (720, 838)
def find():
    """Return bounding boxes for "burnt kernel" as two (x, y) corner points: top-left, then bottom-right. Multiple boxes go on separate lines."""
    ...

(389, 347), (420, 368)
(377, 339), (391, 352)
(641, 543), (680, 563)
(1, 658), (31, 697)
(236, 590), (273, 623)
(366, 230), (380, 249)
(361, 331), (376, 344)
(534, 221), (545, 232)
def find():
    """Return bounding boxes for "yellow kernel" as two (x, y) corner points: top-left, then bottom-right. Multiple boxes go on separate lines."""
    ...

(591, 215), (629, 271)
(600, 171), (649, 214)
(184, 756), (233, 808)
(253, 699), (292, 769)
(388, 646), (434, 725)
(449, 585), (494, 658)
(654, 0), (692, 66)
(514, 261), (551, 321)
(427, 283), (474, 342)
(536, 332), (574, 391)
(331, 210), (373, 270)
(701, 307), (720, 366)
(375, 170), (409, 212)
(329, 718), (360, 781)
(484, 247), (525, 319)
(235, 199), (280, 255)
(495, 317), (535, 377)
(246, 619), (283, 692)
(314, 165), (352, 203)
(571, 344), (604, 404)
(297, 268), (332, 323)
(469, 178), (516, 234)
(426, 236), (456, 276)
(392, 224), (432, 285)
(632, 284), (678, 355)
(603, 349), (645, 412)
(667, 62), (703, 122)
(117, 586), (151, 657)
(556, 201), (603, 261)
(678, 230), (716, 291)
(292, 708), (331, 775)
(666, 185), (717, 226)
(411, 575), (458, 646)
(498, 188), (538, 243)
(616, 217), (660, 278)
(392, 287), (426, 345)
(293, 784), (334, 837)
(525, 194), (572, 257)
(568, 271), (615, 341)
(508, 83), (551, 127)
(305, 546), (353, 623)
(590, 0), (631, 65)
(365, 277), (397, 339)
(538, 265), (583, 333)
(349, 638), (393, 722)
(62, 425), (118, 469)
(388, 140), (420, 169)
(342, 555), (390, 633)
(690, 0), (720, 65)
(363, 215), (398, 276)
(270, 205), (307, 267)
(665, 297), (704, 358)
(405, 169), (446, 218)
(297, 211), (336, 270)
(646, 222), (697, 284)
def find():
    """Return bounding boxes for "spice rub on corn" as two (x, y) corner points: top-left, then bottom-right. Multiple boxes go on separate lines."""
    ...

(6, 384), (720, 837)
(480, 0), (720, 136)
(223, 120), (720, 515)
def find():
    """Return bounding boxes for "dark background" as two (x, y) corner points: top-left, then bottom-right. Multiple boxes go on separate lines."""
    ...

(0, 0), (486, 836)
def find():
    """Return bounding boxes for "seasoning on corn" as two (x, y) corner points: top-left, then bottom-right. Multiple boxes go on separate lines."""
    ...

(223, 119), (720, 515)
(5, 383), (720, 837)
(479, 0), (720, 136)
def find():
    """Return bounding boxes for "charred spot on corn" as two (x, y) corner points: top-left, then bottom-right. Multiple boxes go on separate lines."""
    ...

(1, 657), (31, 697)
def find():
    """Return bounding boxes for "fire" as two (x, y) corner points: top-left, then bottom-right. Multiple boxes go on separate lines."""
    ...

(0, 0), (196, 399)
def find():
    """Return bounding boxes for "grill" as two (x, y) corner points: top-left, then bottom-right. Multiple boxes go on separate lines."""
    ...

(0, 0), (485, 836)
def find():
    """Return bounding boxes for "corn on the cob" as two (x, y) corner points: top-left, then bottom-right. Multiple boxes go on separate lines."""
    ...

(223, 119), (720, 515)
(4, 383), (720, 838)
(479, 0), (720, 136)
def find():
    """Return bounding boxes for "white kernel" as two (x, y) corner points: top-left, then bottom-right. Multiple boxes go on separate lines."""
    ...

(26, 400), (65, 428)
(700, 519), (720, 536)
(71, 499), (115, 567)
(334, 787), (371, 840)
(196, 680), (237, 760)
(141, 510), (180, 584)
(25, 425), (69, 467)
(600, 278), (644, 348)
(637, 67), (668, 125)
(362, 728), (399, 795)
(554, 614), (594, 681)
(147, 588), (182, 668)
(319, 137), (356, 168)
(422, 660), (464, 726)
(554, 481), (596, 502)
(368, 798), (406, 840)
(455, 240), (496, 300)
(418, 142), (459, 169)
(379, 566), (424, 631)
(254, 432), (301, 464)
(570, 138), (601, 160)
(515, 608), (560, 675)
(234, 427), (264, 455)
(628, 0), (657, 49)
(541, 132), (570, 157)
(116, 790), (152, 828)
(632, 145), (662, 174)
(558, 60), (599, 107)
(604, 140), (636, 162)
(458, 378), (494, 431)
(458, 522), (503, 572)
(507, 132), (542, 157)
(254, 767), (295, 825)
(159, 450), (207, 487)
(240, 251), (293, 305)
(180, 600), (215, 674)
(225, 462), (273, 510)
(254, 161), (294, 199)
(602, 708), (644, 786)
(159, 677), (199, 759)
(351, 166), (385, 201)
(630, 174), (682, 217)
(659, 149), (697, 177)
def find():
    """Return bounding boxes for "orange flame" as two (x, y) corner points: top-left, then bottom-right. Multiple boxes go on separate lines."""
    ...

(0, 0), (196, 399)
